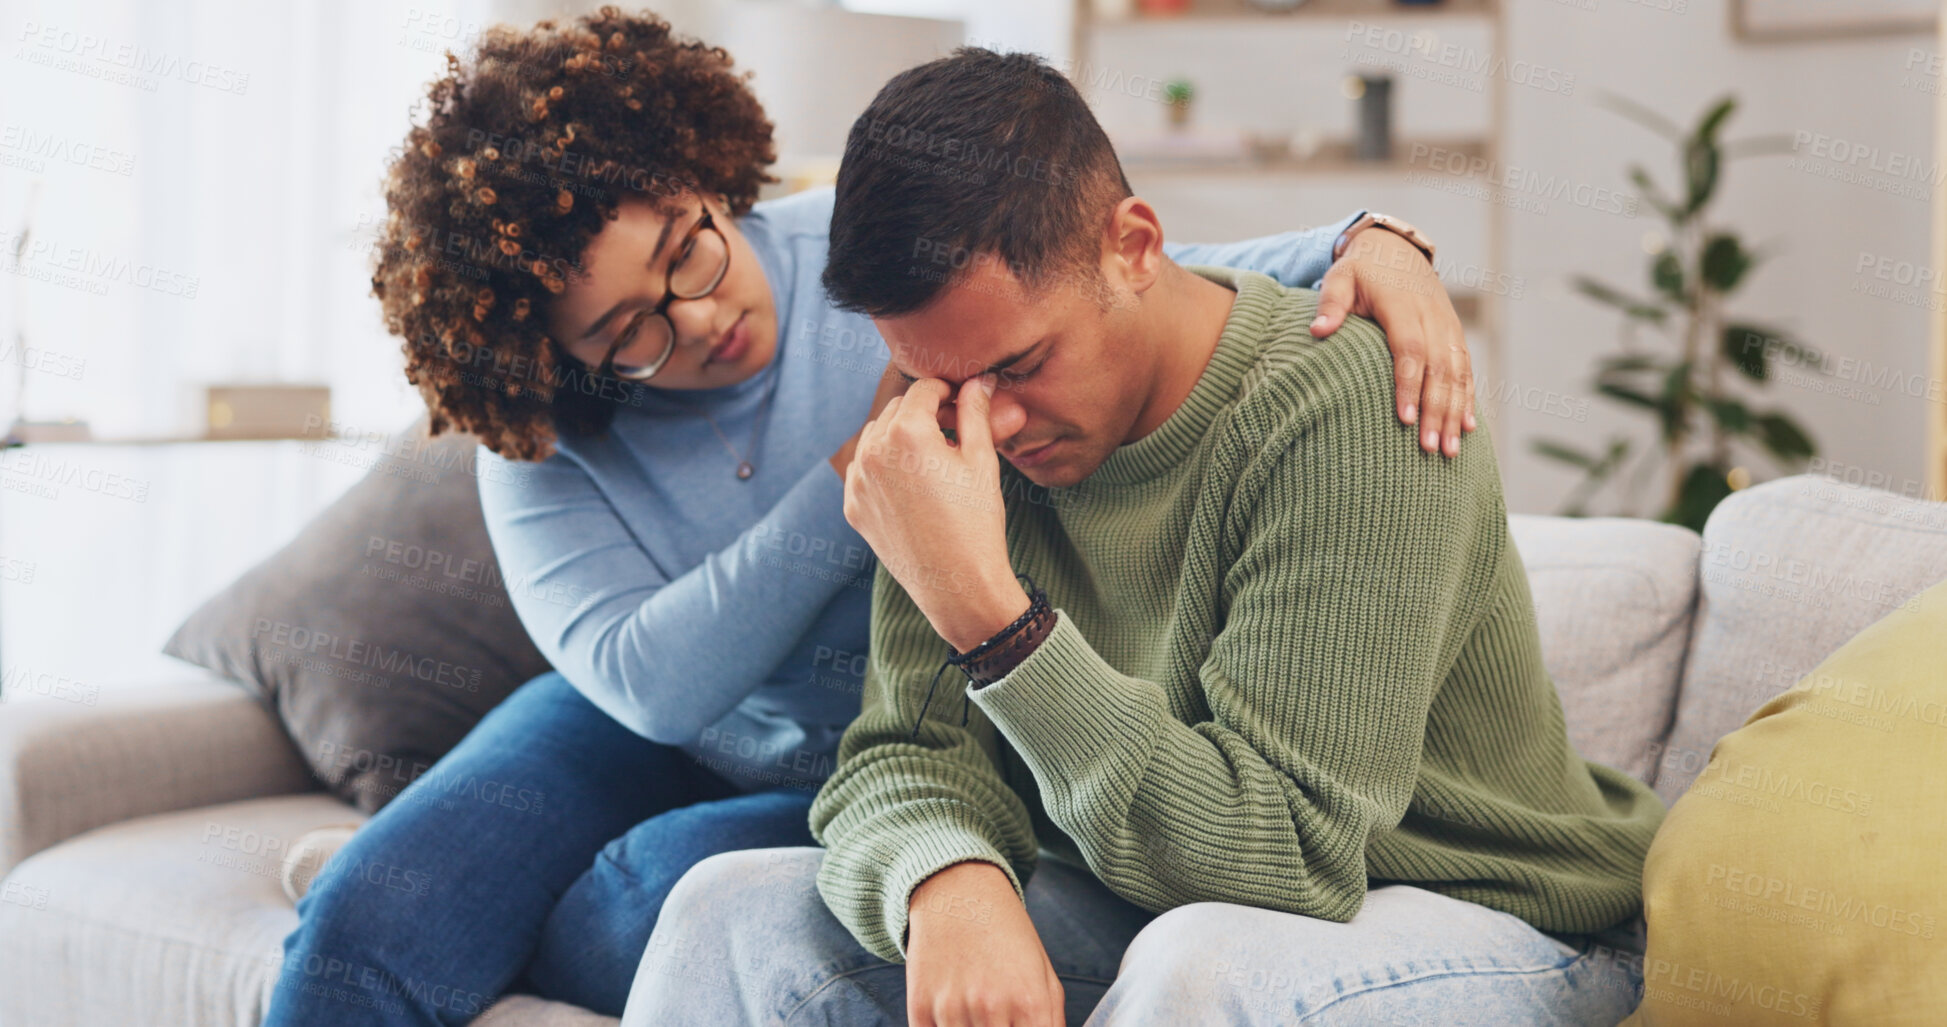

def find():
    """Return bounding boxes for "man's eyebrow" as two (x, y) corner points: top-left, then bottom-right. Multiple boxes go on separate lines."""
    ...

(578, 211), (688, 342)
(982, 340), (1045, 375)
(897, 339), (1045, 384)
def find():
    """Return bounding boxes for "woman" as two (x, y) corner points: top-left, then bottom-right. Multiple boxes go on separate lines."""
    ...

(266, 8), (1476, 1024)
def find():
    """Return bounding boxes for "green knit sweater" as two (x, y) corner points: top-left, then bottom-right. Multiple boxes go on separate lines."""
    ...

(808, 267), (1665, 963)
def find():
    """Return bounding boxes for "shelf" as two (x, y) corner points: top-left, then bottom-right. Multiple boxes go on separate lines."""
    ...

(1096, 0), (1496, 26)
(1121, 137), (1486, 177)
(1079, 0), (1510, 435)
(4, 433), (340, 447)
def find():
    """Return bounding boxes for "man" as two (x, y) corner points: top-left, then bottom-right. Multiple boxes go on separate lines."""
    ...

(623, 48), (1662, 1027)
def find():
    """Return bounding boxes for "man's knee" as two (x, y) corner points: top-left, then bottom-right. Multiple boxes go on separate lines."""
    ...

(658, 847), (824, 936)
(627, 848), (836, 1024)
(1113, 904), (1257, 1002)
(1097, 903), (1324, 1024)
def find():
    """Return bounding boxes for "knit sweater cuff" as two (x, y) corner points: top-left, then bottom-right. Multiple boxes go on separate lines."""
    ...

(969, 610), (1172, 806)
(873, 822), (1027, 962)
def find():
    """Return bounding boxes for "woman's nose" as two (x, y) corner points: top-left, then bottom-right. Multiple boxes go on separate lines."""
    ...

(667, 295), (719, 345)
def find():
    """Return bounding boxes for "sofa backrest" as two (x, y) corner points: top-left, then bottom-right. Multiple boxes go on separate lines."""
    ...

(1508, 514), (1701, 785)
(1653, 474), (1947, 805)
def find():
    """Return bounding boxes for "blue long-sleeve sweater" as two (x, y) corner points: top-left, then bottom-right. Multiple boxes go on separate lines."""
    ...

(478, 187), (1356, 792)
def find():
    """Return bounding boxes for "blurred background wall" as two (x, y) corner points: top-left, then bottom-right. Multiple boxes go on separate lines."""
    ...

(0, 0), (1935, 685)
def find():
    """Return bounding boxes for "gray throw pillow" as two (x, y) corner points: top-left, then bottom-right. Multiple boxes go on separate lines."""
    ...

(163, 419), (551, 813)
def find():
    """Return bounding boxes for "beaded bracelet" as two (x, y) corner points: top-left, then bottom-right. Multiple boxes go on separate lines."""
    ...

(909, 573), (1050, 738)
(961, 602), (1054, 687)
(950, 578), (1048, 669)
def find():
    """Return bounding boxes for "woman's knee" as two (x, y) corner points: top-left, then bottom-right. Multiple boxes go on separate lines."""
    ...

(287, 845), (426, 953)
(599, 791), (816, 883)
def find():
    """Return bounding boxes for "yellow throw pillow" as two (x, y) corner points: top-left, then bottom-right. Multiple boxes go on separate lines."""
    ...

(1625, 577), (1947, 1026)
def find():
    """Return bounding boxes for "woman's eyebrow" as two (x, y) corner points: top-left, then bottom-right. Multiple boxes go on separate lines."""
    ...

(578, 212), (691, 341)
(647, 208), (695, 267)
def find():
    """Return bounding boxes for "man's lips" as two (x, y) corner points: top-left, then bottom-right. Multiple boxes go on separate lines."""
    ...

(1006, 438), (1060, 466)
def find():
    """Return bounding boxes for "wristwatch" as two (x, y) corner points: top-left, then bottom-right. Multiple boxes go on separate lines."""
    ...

(1332, 211), (1437, 264)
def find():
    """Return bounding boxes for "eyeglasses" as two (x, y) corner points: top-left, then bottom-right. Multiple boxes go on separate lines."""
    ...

(592, 208), (732, 381)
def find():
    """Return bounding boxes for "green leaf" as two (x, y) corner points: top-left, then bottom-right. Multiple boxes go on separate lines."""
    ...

(1574, 276), (1669, 325)
(1665, 464), (1733, 532)
(1598, 353), (1666, 374)
(1722, 323), (1772, 381)
(1629, 166), (1683, 222)
(1652, 251), (1686, 302)
(1754, 413), (1815, 463)
(1700, 233), (1754, 293)
(1597, 92), (1684, 141)
(1597, 381), (1663, 411)
(1706, 397), (1751, 433)
(1692, 97), (1737, 147)
(1679, 98), (1734, 217)
(1658, 360), (1693, 441)
(1683, 138), (1721, 216)
(1770, 335), (1822, 371)
(1724, 324), (1825, 383)
(1532, 440), (1598, 469)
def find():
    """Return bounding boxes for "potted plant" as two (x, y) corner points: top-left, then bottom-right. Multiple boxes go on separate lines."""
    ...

(1535, 95), (1818, 532)
(1164, 79), (1194, 129)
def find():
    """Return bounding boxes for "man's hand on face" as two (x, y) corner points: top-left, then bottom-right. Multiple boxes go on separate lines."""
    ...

(1309, 227), (1478, 458)
(842, 373), (1030, 653)
(830, 365), (913, 481)
(906, 861), (1065, 1027)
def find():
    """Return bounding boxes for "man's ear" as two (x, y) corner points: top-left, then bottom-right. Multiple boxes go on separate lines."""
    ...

(1103, 196), (1167, 295)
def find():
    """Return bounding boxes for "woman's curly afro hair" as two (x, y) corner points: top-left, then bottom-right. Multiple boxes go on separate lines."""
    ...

(376, 7), (776, 461)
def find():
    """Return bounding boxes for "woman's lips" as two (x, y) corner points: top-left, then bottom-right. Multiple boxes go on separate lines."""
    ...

(706, 313), (749, 366)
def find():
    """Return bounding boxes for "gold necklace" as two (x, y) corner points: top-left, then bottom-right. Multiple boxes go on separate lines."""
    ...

(657, 358), (783, 480)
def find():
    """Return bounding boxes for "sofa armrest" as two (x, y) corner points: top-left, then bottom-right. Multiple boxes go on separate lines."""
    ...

(0, 675), (320, 878)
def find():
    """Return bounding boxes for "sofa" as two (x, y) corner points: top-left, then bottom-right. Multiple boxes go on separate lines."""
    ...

(3, 473), (1944, 1026)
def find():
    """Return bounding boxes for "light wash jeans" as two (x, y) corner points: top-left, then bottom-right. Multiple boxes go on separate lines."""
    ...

(621, 847), (1646, 1026)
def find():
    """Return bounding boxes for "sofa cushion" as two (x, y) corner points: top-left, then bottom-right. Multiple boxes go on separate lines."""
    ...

(1655, 476), (1947, 804)
(1627, 576), (1947, 1026)
(0, 794), (360, 1027)
(163, 420), (553, 813)
(0, 795), (617, 1027)
(0, 676), (317, 881)
(1508, 514), (1700, 784)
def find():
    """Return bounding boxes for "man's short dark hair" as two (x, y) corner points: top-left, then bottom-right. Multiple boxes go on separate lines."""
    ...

(821, 47), (1132, 317)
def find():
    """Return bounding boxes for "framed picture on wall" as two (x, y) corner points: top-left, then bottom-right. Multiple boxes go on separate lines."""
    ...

(1733, 0), (1936, 41)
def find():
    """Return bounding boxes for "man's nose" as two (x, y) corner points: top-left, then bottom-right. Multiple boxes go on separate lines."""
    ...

(935, 388), (1026, 441)
(986, 390), (1028, 442)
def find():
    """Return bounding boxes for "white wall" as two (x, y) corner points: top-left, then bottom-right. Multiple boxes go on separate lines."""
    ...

(492, 1), (967, 190)
(0, 0), (488, 690)
(1501, 0), (1935, 513)
(10, 0), (1934, 688)
(1084, 0), (1936, 514)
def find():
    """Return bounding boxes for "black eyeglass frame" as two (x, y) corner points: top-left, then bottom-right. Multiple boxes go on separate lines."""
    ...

(589, 208), (731, 382)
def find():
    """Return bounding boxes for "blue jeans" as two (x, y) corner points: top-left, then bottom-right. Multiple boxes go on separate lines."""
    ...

(264, 672), (818, 1026)
(621, 848), (1647, 1026)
